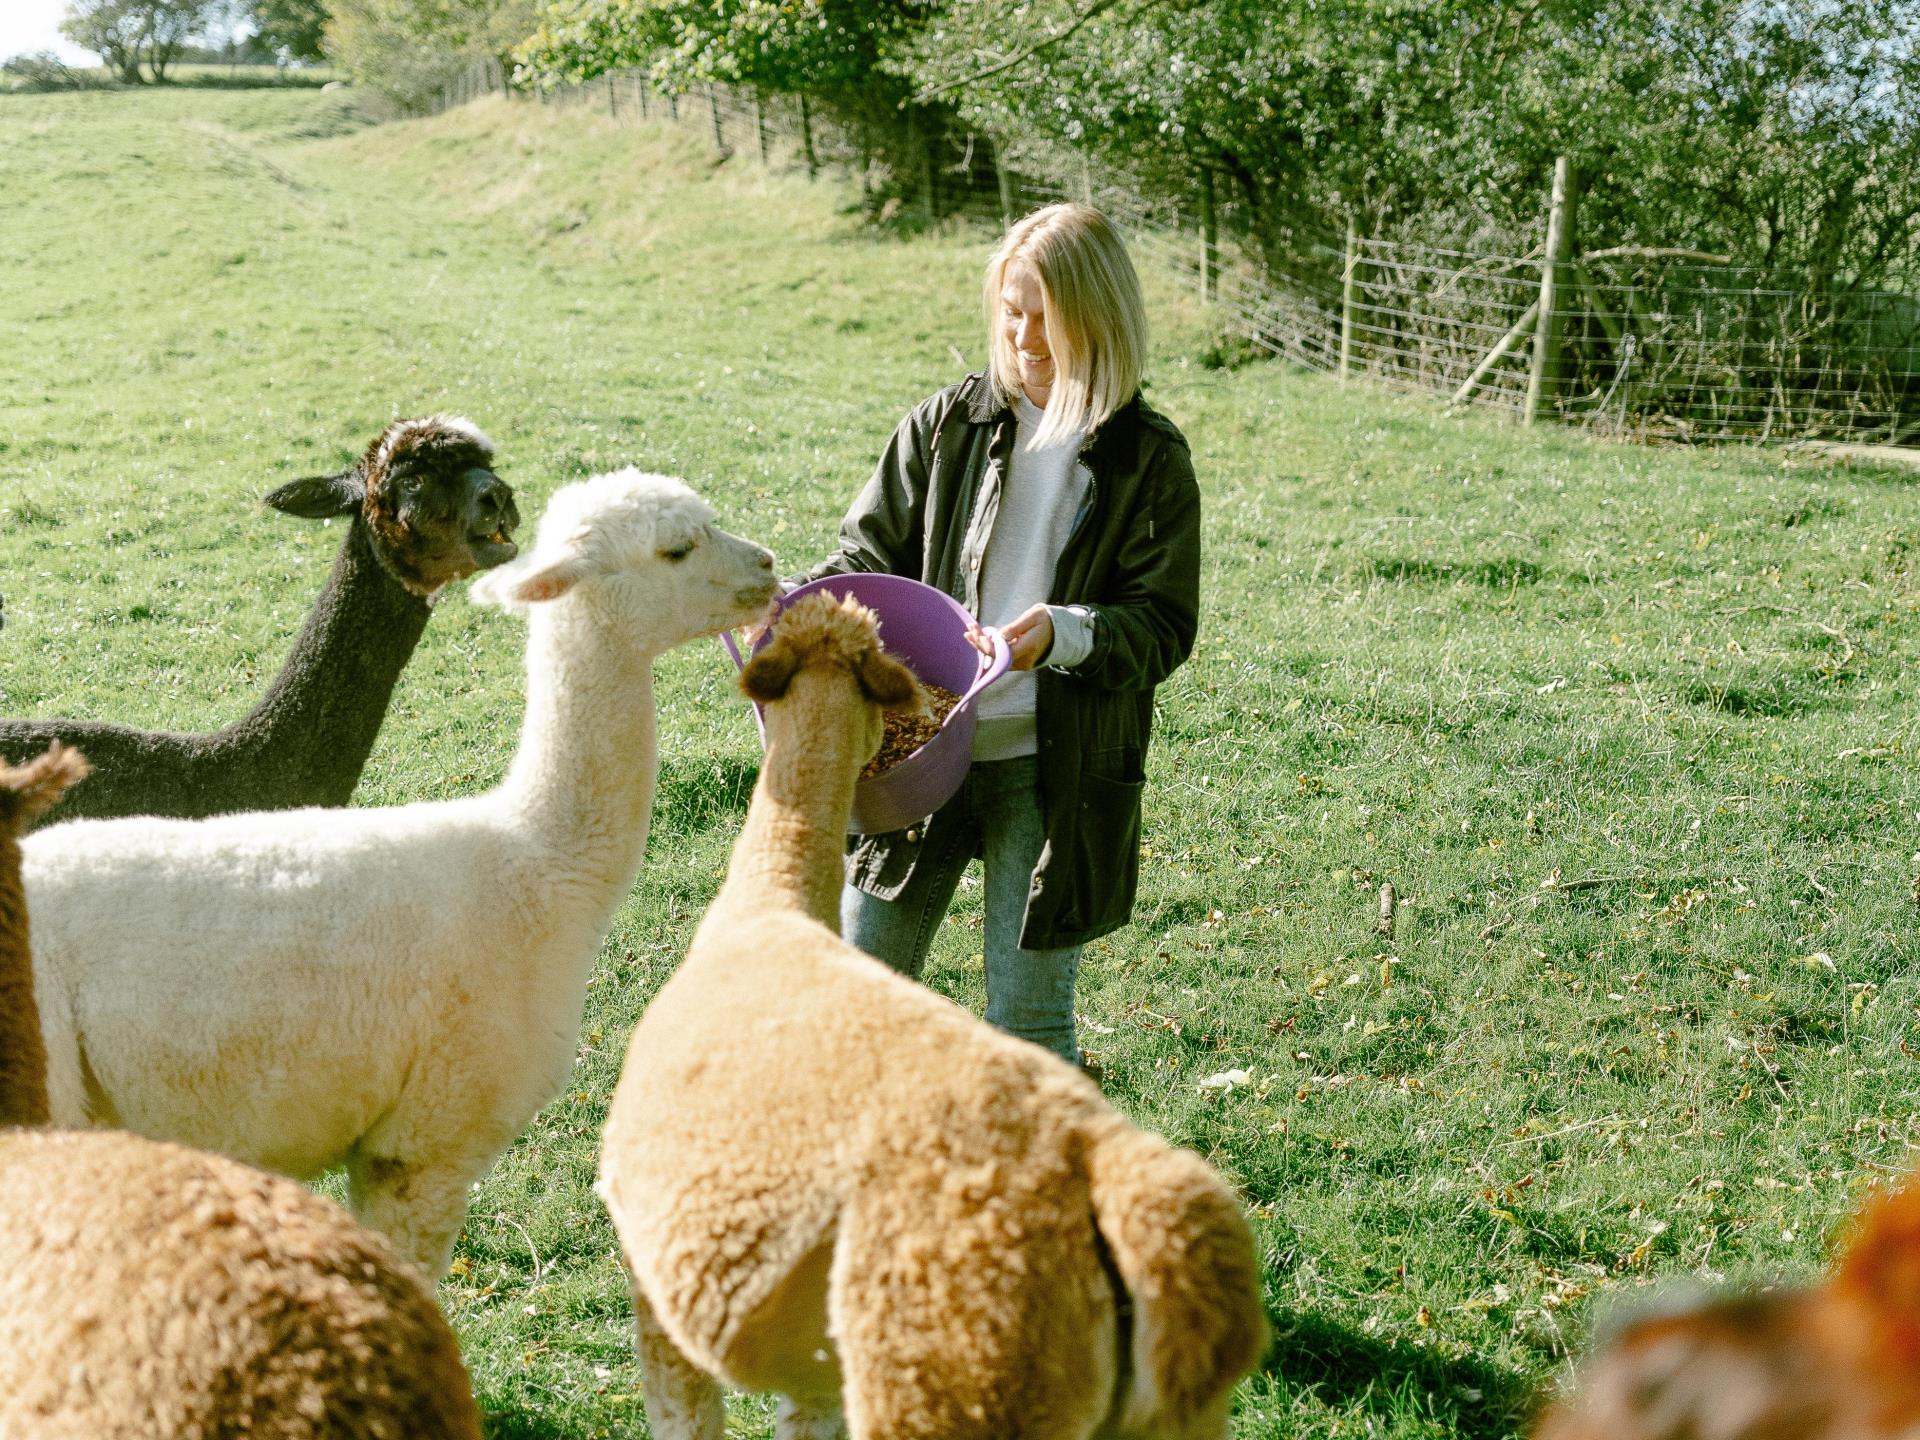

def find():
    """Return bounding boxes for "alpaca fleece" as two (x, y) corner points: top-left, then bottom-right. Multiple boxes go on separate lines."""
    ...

(0, 749), (480, 1440)
(1538, 1177), (1920, 1440)
(0, 416), (518, 830)
(599, 594), (1268, 1440)
(20, 469), (775, 1278)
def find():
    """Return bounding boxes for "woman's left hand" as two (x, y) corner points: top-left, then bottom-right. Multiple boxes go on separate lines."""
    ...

(969, 604), (1053, 672)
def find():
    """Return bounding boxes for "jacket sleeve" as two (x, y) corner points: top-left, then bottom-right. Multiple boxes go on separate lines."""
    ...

(1070, 432), (1201, 691)
(800, 395), (939, 584)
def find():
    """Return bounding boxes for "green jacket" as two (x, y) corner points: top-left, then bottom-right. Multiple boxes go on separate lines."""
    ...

(804, 372), (1201, 948)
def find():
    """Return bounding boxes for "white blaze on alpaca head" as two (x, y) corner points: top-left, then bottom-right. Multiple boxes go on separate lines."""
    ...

(469, 468), (777, 644)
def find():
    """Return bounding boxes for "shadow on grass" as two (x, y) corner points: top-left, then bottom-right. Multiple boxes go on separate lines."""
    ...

(651, 752), (760, 840)
(1262, 1303), (1539, 1439)
(481, 1404), (591, 1440)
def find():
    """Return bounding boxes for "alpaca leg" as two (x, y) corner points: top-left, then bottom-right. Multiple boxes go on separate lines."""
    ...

(628, 1266), (725, 1440)
(346, 1148), (487, 1279)
(775, 1394), (846, 1440)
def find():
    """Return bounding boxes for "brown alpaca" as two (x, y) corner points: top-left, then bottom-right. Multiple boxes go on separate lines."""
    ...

(598, 593), (1269, 1440)
(1538, 1176), (1920, 1440)
(0, 745), (482, 1440)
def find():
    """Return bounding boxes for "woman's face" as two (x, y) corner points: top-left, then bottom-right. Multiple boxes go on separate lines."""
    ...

(1000, 266), (1054, 407)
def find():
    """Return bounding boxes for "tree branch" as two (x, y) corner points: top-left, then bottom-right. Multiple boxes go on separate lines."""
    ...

(908, 0), (1148, 104)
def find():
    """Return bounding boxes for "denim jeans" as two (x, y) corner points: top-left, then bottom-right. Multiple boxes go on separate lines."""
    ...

(841, 756), (1082, 1064)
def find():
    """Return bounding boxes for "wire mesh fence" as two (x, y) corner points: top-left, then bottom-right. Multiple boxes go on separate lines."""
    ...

(430, 61), (1919, 451)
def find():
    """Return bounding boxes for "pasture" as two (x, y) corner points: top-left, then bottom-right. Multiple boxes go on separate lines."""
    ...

(3, 83), (1918, 1439)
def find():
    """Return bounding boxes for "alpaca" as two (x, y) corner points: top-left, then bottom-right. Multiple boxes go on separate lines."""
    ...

(21, 468), (777, 1278)
(597, 593), (1270, 1440)
(0, 416), (520, 829)
(1537, 1175), (1920, 1440)
(0, 746), (482, 1440)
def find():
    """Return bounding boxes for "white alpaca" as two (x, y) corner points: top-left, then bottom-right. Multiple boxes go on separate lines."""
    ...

(22, 469), (777, 1277)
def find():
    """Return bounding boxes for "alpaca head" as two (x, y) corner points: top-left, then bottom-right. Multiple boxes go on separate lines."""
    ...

(467, 468), (778, 649)
(740, 593), (922, 767)
(263, 417), (521, 597)
(1537, 1178), (1920, 1440)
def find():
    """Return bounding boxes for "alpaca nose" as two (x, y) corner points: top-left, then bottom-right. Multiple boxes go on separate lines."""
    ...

(756, 549), (773, 569)
(470, 473), (517, 530)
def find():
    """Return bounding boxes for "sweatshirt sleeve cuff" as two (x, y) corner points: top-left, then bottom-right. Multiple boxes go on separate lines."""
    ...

(1043, 604), (1096, 671)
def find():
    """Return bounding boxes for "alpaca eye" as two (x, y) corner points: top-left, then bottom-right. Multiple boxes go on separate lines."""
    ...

(659, 542), (694, 562)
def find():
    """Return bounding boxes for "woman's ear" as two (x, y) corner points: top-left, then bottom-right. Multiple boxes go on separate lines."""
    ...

(856, 647), (922, 710)
(742, 642), (801, 703)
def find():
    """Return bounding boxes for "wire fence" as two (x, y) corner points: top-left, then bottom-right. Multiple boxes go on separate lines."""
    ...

(431, 61), (1920, 451)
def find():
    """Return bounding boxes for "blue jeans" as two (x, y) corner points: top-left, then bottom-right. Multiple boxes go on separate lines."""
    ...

(841, 756), (1082, 1064)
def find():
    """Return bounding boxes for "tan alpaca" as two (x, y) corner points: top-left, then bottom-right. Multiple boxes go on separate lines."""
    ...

(598, 593), (1269, 1440)
(1537, 1174), (1920, 1440)
(0, 744), (481, 1440)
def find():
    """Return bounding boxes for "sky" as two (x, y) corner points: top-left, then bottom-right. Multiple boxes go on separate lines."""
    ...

(1, 0), (101, 65)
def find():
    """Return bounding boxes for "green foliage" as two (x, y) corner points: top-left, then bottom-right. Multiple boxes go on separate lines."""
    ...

(903, 0), (1920, 289)
(325, 0), (539, 110)
(7, 85), (1920, 1438)
(250, 0), (330, 61)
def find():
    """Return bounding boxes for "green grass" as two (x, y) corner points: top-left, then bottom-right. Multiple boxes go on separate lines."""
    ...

(5, 85), (1920, 1439)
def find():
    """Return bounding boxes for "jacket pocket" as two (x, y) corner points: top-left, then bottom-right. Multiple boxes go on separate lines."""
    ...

(1066, 769), (1144, 933)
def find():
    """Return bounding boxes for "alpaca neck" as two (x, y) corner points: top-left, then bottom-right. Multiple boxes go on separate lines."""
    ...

(499, 597), (660, 885)
(0, 830), (50, 1126)
(220, 518), (432, 778)
(720, 684), (864, 929)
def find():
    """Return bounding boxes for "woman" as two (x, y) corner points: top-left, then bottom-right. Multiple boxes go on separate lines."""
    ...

(798, 202), (1200, 1068)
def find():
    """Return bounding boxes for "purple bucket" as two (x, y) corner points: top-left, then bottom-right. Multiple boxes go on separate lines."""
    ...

(722, 574), (1012, 834)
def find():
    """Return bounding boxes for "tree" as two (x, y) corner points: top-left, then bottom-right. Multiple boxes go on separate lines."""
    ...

(60, 0), (222, 81)
(325, 0), (541, 110)
(61, 0), (150, 82)
(250, 0), (328, 62)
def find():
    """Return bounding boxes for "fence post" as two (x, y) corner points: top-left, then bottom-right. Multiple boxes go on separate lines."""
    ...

(906, 109), (936, 222)
(637, 74), (649, 118)
(754, 91), (768, 164)
(1198, 167), (1218, 305)
(996, 142), (1015, 228)
(667, 87), (679, 121)
(607, 72), (617, 117)
(708, 86), (727, 155)
(799, 93), (818, 179)
(1340, 217), (1358, 380)
(1526, 155), (1579, 425)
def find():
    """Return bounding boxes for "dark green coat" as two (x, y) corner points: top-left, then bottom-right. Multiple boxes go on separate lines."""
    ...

(803, 372), (1201, 948)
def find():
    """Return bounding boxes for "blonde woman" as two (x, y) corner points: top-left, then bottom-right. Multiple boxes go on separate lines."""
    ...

(799, 203), (1200, 1071)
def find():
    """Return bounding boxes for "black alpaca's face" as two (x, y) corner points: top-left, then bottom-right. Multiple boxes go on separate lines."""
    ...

(363, 421), (521, 595)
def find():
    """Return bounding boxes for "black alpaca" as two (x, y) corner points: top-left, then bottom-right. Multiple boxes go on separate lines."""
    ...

(0, 416), (520, 830)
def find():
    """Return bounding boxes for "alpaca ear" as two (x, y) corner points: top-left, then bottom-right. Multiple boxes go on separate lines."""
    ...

(264, 469), (366, 519)
(741, 642), (801, 703)
(0, 743), (90, 828)
(856, 648), (922, 710)
(470, 552), (586, 609)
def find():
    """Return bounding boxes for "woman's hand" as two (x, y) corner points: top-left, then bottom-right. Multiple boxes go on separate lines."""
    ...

(969, 604), (1053, 672)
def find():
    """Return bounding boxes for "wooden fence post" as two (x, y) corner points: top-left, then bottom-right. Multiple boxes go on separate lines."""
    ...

(667, 88), (679, 121)
(637, 74), (649, 118)
(607, 72), (617, 117)
(1526, 155), (1579, 424)
(754, 91), (768, 164)
(708, 86), (727, 155)
(1340, 217), (1358, 380)
(1198, 167), (1218, 305)
(799, 93), (818, 180)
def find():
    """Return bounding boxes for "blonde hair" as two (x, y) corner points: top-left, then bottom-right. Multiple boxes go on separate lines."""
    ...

(984, 203), (1148, 447)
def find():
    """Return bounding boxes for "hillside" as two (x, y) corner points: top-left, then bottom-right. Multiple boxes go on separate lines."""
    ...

(4, 85), (1919, 1439)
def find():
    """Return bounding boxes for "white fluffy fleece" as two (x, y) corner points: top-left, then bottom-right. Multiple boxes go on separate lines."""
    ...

(23, 469), (777, 1278)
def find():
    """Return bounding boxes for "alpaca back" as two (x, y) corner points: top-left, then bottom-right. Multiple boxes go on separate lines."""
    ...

(0, 1129), (482, 1440)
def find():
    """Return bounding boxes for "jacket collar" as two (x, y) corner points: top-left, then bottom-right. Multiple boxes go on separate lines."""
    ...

(962, 371), (1143, 462)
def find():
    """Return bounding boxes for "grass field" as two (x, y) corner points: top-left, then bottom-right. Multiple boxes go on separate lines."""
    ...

(4, 83), (1920, 1439)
